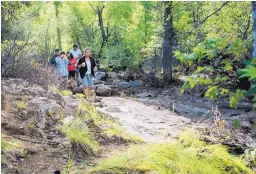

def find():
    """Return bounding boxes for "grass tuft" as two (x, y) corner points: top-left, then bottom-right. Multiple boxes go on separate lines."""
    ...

(16, 99), (28, 110)
(76, 102), (143, 143)
(60, 90), (73, 96)
(59, 119), (100, 156)
(90, 129), (252, 174)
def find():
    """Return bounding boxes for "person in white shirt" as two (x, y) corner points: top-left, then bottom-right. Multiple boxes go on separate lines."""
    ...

(69, 44), (82, 85)
(77, 48), (97, 102)
(69, 45), (82, 60)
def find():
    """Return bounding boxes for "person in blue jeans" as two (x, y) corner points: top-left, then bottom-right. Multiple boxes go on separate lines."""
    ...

(77, 48), (97, 101)
(56, 51), (69, 89)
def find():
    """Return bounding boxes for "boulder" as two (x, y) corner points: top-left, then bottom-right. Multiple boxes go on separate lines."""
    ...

(137, 91), (155, 98)
(107, 72), (117, 79)
(112, 80), (122, 85)
(28, 97), (62, 129)
(94, 80), (105, 85)
(118, 82), (130, 89)
(129, 80), (144, 88)
(94, 71), (106, 81)
(96, 85), (112, 96)
(63, 106), (74, 116)
(72, 87), (84, 94)
(63, 115), (75, 125)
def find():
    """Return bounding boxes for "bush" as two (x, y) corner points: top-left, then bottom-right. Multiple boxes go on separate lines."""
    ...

(2, 56), (60, 89)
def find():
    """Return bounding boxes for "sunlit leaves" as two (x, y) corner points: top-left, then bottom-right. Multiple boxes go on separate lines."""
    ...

(230, 90), (246, 108)
(220, 88), (229, 95)
(196, 66), (204, 73)
(205, 86), (218, 100)
(239, 66), (256, 81)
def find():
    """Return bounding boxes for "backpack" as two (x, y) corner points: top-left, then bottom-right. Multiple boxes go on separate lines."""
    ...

(50, 55), (57, 67)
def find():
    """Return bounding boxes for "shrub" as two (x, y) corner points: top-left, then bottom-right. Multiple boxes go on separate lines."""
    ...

(2, 56), (60, 89)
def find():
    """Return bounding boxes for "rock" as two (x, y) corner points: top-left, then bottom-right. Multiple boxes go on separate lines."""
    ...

(65, 99), (80, 109)
(16, 84), (25, 90)
(112, 80), (122, 85)
(137, 92), (155, 98)
(245, 135), (256, 148)
(117, 72), (126, 80)
(24, 147), (38, 155)
(63, 115), (75, 125)
(96, 85), (111, 96)
(62, 154), (69, 159)
(94, 96), (103, 103)
(241, 121), (252, 129)
(11, 83), (17, 89)
(70, 119), (88, 130)
(2, 164), (19, 174)
(129, 80), (144, 88)
(94, 71), (106, 81)
(64, 106), (73, 116)
(174, 103), (210, 116)
(118, 82), (130, 89)
(72, 87), (83, 94)
(94, 80), (105, 85)
(29, 97), (62, 129)
(107, 72), (117, 79)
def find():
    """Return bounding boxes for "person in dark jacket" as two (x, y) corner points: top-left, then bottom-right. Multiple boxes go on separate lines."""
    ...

(49, 49), (60, 67)
(77, 48), (97, 101)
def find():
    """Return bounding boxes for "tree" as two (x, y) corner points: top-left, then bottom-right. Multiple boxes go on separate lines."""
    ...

(54, 1), (62, 51)
(89, 2), (109, 59)
(162, 1), (175, 84)
(252, 1), (256, 58)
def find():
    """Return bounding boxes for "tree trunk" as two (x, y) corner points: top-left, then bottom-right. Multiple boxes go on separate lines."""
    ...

(162, 1), (174, 84)
(98, 8), (107, 43)
(57, 27), (62, 51)
(54, 2), (62, 51)
(252, 1), (256, 58)
(97, 7), (107, 58)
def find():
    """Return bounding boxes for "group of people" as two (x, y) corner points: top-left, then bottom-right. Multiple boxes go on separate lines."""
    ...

(49, 45), (97, 102)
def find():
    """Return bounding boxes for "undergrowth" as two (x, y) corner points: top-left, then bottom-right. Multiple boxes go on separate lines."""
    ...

(58, 100), (142, 156)
(76, 101), (143, 143)
(60, 90), (73, 96)
(90, 129), (253, 174)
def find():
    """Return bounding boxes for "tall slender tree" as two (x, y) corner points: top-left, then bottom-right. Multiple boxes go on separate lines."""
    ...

(252, 1), (256, 58)
(54, 1), (62, 51)
(162, 1), (175, 84)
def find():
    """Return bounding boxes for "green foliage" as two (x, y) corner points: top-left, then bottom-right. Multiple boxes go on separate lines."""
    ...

(61, 119), (100, 155)
(75, 93), (85, 99)
(239, 66), (256, 81)
(230, 90), (246, 108)
(1, 140), (7, 164)
(176, 36), (251, 107)
(233, 119), (241, 129)
(90, 129), (252, 174)
(205, 86), (218, 100)
(16, 99), (28, 110)
(60, 101), (142, 156)
(62, 154), (75, 173)
(239, 59), (256, 98)
(60, 90), (72, 96)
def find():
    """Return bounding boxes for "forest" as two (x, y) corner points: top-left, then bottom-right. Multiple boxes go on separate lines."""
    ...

(1, 1), (256, 173)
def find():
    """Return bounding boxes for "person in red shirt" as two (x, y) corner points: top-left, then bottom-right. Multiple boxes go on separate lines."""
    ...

(68, 53), (76, 88)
